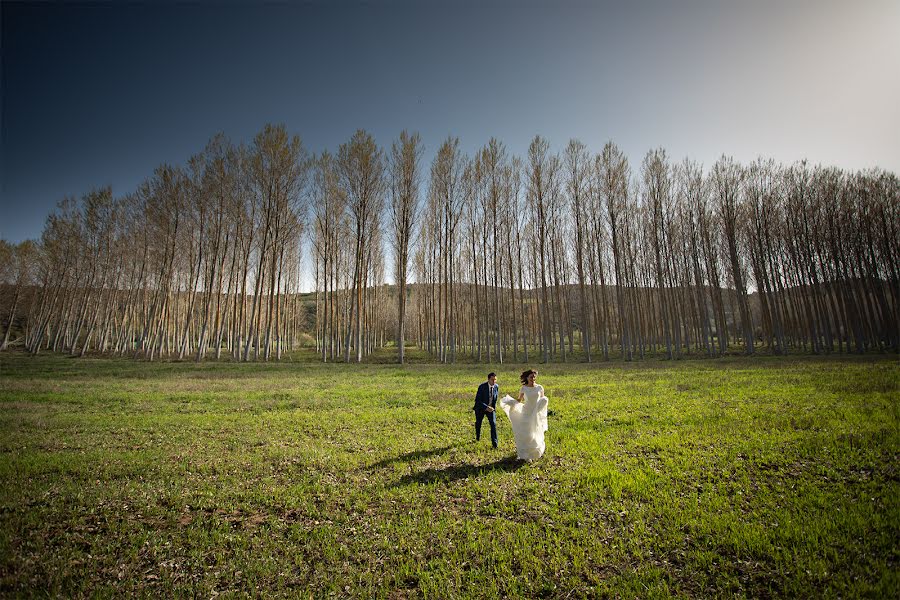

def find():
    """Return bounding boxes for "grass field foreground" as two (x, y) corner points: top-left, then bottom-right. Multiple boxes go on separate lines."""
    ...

(1, 353), (898, 597)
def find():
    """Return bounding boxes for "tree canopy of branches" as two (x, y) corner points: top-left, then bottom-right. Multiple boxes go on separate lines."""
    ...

(3, 125), (897, 361)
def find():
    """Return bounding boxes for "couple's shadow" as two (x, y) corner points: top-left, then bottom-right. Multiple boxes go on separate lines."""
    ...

(367, 444), (462, 471)
(371, 444), (526, 488)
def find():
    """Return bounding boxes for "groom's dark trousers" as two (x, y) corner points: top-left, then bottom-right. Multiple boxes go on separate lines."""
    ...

(473, 382), (498, 448)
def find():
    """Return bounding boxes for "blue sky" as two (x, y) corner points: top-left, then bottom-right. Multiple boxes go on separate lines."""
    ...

(2, 0), (898, 244)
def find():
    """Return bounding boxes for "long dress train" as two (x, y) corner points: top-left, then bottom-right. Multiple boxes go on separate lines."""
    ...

(499, 384), (549, 460)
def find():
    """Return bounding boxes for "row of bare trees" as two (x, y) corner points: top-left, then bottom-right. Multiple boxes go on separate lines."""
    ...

(2, 125), (310, 360)
(409, 137), (897, 362)
(2, 126), (897, 362)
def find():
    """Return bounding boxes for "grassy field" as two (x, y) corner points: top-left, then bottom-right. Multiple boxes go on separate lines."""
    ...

(0, 351), (897, 598)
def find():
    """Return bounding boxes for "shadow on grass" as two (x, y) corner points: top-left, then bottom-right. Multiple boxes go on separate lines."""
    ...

(366, 443), (463, 471)
(392, 455), (525, 487)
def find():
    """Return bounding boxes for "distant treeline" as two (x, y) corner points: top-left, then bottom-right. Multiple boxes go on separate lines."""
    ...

(1, 125), (897, 361)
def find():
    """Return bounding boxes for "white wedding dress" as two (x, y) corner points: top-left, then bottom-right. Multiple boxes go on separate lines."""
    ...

(499, 385), (549, 461)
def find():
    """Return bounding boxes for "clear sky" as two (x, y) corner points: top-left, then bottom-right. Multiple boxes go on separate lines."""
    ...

(2, 0), (898, 245)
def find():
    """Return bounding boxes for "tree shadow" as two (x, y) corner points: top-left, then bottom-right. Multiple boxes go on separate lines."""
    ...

(366, 443), (462, 471)
(392, 455), (526, 487)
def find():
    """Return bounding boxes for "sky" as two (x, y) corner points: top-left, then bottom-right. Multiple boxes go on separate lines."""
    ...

(2, 0), (899, 247)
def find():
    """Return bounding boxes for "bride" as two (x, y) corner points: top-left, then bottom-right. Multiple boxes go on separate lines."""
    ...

(499, 369), (549, 461)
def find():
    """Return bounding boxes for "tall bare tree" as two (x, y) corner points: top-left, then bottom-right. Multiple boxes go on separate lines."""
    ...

(388, 131), (423, 363)
(338, 129), (385, 363)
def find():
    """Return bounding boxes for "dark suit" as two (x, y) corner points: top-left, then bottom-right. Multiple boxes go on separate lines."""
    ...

(473, 381), (498, 447)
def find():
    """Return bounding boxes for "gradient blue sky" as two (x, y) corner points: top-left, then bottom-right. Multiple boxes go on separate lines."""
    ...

(2, 0), (899, 244)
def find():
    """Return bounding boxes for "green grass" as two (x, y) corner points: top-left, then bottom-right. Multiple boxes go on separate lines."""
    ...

(1, 352), (898, 598)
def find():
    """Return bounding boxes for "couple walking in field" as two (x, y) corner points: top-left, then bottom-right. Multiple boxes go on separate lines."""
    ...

(473, 369), (549, 461)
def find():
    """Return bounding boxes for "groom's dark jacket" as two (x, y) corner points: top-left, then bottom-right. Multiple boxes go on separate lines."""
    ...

(473, 382), (498, 412)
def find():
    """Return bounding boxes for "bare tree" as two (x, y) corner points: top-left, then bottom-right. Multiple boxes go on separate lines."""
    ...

(337, 129), (385, 363)
(713, 156), (754, 354)
(0, 240), (37, 350)
(565, 139), (591, 360)
(388, 131), (423, 363)
(526, 136), (559, 363)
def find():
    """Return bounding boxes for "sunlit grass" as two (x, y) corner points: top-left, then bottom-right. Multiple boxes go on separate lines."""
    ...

(1, 352), (897, 597)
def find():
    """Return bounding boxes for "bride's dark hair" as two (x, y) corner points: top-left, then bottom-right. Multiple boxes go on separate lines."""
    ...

(520, 369), (538, 384)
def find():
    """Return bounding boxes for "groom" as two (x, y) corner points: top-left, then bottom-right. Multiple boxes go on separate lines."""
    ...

(473, 372), (499, 448)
